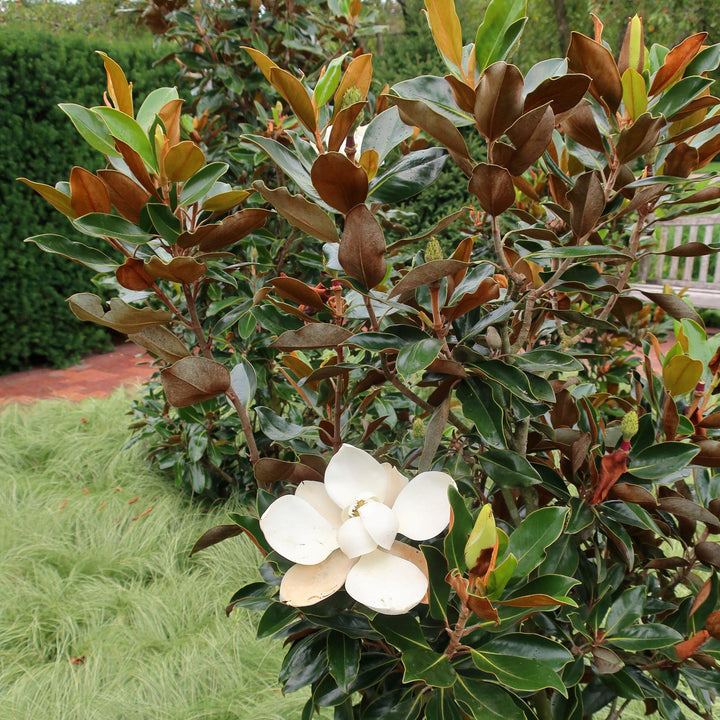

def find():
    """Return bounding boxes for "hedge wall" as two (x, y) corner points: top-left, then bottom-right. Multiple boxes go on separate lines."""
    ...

(0, 29), (176, 372)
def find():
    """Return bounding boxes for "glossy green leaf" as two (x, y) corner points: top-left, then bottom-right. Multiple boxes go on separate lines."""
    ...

(370, 614), (456, 688)
(146, 202), (181, 243)
(230, 361), (257, 408)
(471, 650), (567, 695)
(628, 442), (699, 480)
(226, 512), (272, 555)
(24, 234), (116, 272)
(314, 53), (348, 107)
(456, 378), (505, 449)
(327, 633), (361, 693)
(255, 406), (309, 441)
(396, 338), (443, 379)
(72, 213), (154, 243)
(421, 544), (451, 621)
(136, 87), (180, 131)
(485, 553), (518, 599)
(93, 106), (156, 170)
(245, 135), (316, 197)
(513, 349), (584, 373)
(504, 574), (579, 603)
(444, 486), (474, 574)
(604, 586), (646, 635)
(479, 633), (573, 672)
(527, 246), (631, 261)
(608, 623), (683, 651)
(256, 601), (298, 638)
(59, 103), (120, 157)
(651, 76), (714, 119)
(454, 674), (525, 720)
(474, 0), (527, 73)
(179, 162), (229, 206)
(479, 448), (542, 488)
(280, 633), (329, 693)
(425, 688), (463, 720)
(344, 332), (406, 352)
(361, 106), (414, 164)
(506, 507), (569, 578)
(390, 76), (474, 127)
(463, 301), (516, 340)
(369, 147), (448, 203)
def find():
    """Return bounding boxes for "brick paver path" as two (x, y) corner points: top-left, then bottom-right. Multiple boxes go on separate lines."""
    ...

(0, 343), (154, 406)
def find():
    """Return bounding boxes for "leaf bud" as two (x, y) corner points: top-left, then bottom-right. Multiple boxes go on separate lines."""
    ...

(486, 326), (502, 352)
(620, 410), (638, 441)
(464, 505), (496, 571)
(411, 417), (425, 439)
(424, 238), (443, 263)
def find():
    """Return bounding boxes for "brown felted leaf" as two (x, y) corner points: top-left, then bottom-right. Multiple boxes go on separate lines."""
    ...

(328, 101), (366, 152)
(158, 98), (183, 146)
(253, 458), (324, 485)
(666, 114), (720, 145)
(616, 113), (666, 165)
(592, 647), (624, 675)
(163, 141), (205, 182)
(253, 181), (339, 243)
(189, 524), (243, 556)
(69, 166), (111, 216)
(160, 356), (230, 408)
(497, 594), (571, 608)
(269, 67), (317, 133)
(388, 259), (469, 299)
(468, 163), (515, 216)
(423, 0), (463, 70)
(116, 257), (154, 290)
(567, 171), (604, 238)
(393, 96), (473, 177)
(144, 256), (207, 283)
(695, 542), (720, 569)
(338, 203), (386, 289)
(68, 292), (171, 333)
(675, 186), (720, 206)
(474, 62), (524, 141)
(177, 208), (272, 251)
(524, 74), (592, 115)
(696, 133), (720, 170)
(659, 499), (720, 533)
(663, 143), (700, 178)
(128, 325), (191, 363)
(272, 323), (353, 351)
(649, 33), (708, 96)
(97, 169), (150, 223)
(114, 139), (158, 197)
(608, 482), (657, 507)
(444, 74), (476, 113)
(560, 101), (604, 152)
(270, 277), (328, 310)
(334, 54), (373, 110)
(446, 571), (499, 623)
(566, 32), (623, 113)
(590, 449), (628, 505)
(505, 105), (555, 175)
(663, 395), (680, 441)
(17, 178), (76, 219)
(311, 153), (369, 214)
(668, 95), (720, 122)
(550, 389), (580, 428)
(97, 51), (133, 116)
(444, 278), (499, 322)
(690, 578), (712, 617)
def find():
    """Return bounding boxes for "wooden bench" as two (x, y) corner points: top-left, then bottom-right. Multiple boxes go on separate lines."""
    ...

(634, 213), (720, 309)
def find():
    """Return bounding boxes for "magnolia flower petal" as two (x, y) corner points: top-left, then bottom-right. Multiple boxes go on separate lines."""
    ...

(358, 500), (398, 550)
(382, 463), (409, 508)
(295, 481), (342, 529)
(392, 471), (456, 541)
(279, 550), (356, 607)
(345, 548), (428, 615)
(389, 540), (430, 604)
(324, 444), (387, 508)
(337, 516), (377, 558)
(260, 495), (338, 565)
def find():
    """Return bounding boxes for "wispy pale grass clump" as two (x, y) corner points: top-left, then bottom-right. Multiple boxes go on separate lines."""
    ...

(0, 392), (304, 720)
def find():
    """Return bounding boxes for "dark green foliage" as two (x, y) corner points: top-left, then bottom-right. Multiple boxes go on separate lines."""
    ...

(0, 29), (175, 371)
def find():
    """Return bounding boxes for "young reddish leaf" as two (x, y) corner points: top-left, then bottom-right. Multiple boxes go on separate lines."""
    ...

(469, 163), (516, 216)
(116, 257), (154, 290)
(69, 167), (111, 216)
(18, 178), (76, 219)
(269, 67), (317, 134)
(662, 354), (703, 396)
(158, 98), (184, 146)
(567, 32), (623, 113)
(178, 209), (271, 251)
(253, 180), (338, 243)
(338, 204), (386, 289)
(144, 256), (207, 283)
(97, 169), (150, 223)
(474, 62), (524, 141)
(164, 141), (206, 182)
(618, 14), (645, 75)
(616, 113), (665, 164)
(161, 356), (231, 408)
(334, 54), (373, 110)
(422, 0), (464, 72)
(96, 51), (133, 116)
(114, 139), (158, 197)
(311, 153), (368, 214)
(567, 170), (604, 238)
(649, 33), (708, 96)
(359, 149), (379, 181)
(524, 74), (591, 115)
(590, 450), (628, 505)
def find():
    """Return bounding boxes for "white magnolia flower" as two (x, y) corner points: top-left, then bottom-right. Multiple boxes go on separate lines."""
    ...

(259, 444), (456, 615)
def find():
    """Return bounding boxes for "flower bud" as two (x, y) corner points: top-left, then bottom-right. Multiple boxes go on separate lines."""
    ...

(424, 238), (443, 263)
(621, 410), (638, 441)
(486, 326), (502, 352)
(706, 610), (720, 640)
(411, 417), (425, 439)
(464, 505), (496, 571)
(340, 87), (366, 134)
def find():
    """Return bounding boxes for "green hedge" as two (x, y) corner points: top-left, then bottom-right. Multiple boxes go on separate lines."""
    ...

(0, 29), (175, 372)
